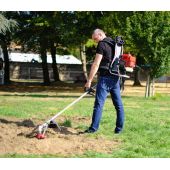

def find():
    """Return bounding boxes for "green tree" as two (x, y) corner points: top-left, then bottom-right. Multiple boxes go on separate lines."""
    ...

(0, 12), (17, 84)
(40, 12), (63, 82)
(60, 11), (104, 81)
(15, 12), (52, 85)
(125, 11), (170, 97)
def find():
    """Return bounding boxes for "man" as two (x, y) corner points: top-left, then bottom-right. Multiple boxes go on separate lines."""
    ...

(84, 29), (125, 134)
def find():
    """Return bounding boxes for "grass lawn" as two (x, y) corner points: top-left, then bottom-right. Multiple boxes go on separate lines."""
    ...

(0, 82), (170, 158)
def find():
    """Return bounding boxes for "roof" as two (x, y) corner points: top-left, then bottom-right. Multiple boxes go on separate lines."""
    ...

(9, 52), (82, 64)
(9, 52), (40, 63)
(47, 54), (82, 64)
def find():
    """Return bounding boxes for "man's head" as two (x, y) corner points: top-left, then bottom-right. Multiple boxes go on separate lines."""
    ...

(92, 29), (106, 43)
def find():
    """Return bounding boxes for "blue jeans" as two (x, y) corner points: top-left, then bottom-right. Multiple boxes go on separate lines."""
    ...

(89, 76), (125, 132)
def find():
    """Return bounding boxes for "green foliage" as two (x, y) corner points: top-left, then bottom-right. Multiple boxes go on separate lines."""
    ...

(1, 11), (170, 82)
(86, 39), (96, 48)
(61, 119), (72, 127)
(150, 93), (164, 100)
(125, 12), (170, 78)
(0, 13), (17, 35)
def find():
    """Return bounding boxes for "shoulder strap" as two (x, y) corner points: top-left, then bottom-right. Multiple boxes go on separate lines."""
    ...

(100, 37), (124, 64)
(101, 39), (115, 47)
(101, 38), (123, 61)
(101, 36), (124, 46)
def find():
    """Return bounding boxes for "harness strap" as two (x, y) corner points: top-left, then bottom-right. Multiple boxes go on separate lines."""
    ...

(100, 37), (125, 76)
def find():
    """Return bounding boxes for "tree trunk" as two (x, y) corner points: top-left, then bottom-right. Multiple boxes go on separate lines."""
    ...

(133, 66), (141, 86)
(80, 44), (88, 82)
(50, 42), (60, 82)
(145, 74), (150, 98)
(145, 73), (155, 98)
(151, 78), (155, 97)
(40, 40), (50, 85)
(145, 74), (153, 98)
(1, 41), (10, 85)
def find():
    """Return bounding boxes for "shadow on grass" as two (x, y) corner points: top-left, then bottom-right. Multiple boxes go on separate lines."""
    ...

(0, 118), (36, 127)
(52, 126), (79, 135)
(121, 96), (136, 99)
(0, 81), (85, 93)
(0, 93), (95, 98)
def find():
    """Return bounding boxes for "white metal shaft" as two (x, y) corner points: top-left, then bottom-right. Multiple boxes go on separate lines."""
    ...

(113, 73), (130, 78)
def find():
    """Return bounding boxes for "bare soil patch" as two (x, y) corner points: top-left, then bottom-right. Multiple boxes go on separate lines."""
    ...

(0, 116), (119, 156)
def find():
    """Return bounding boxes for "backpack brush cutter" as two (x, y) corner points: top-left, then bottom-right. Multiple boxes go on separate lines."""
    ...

(32, 85), (96, 139)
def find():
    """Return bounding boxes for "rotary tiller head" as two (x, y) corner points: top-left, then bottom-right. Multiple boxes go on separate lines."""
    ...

(35, 123), (48, 140)
(35, 133), (45, 139)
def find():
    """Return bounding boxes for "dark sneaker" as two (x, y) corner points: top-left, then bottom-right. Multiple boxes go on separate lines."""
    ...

(114, 130), (122, 134)
(84, 128), (96, 133)
(78, 128), (96, 134)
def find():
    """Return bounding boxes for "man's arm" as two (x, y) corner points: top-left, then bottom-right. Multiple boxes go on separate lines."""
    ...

(85, 53), (103, 88)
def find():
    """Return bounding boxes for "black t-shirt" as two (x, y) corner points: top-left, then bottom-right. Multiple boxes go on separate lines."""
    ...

(96, 37), (115, 75)
(96, 37), (114, 59)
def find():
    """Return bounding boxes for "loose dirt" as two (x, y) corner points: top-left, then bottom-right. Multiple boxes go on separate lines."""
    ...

(0, 117), (119, 156)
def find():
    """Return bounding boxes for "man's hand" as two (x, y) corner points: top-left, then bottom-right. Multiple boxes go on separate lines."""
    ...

(85, 80), (91, 89)
(84, 80), (92, 93)
(84, 81), (96, 96)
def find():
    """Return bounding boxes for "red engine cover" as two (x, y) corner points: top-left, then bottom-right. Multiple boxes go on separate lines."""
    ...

(122, 54), (136, 68)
